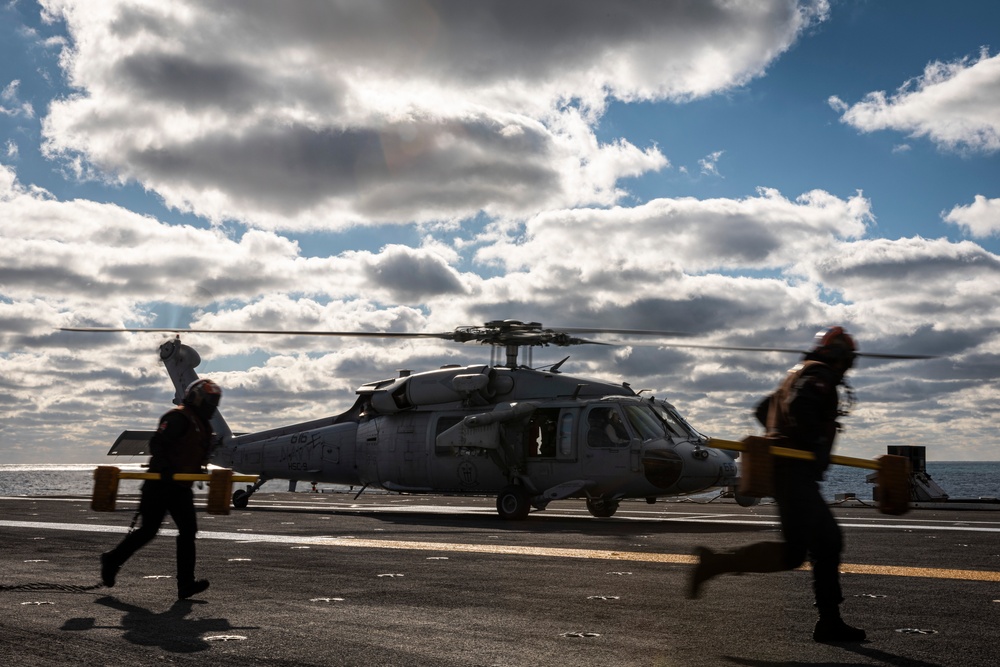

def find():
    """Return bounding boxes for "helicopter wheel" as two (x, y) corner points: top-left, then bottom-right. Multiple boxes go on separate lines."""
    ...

(232, 488), (250, 509)
(496, 485), (531, 520)
(734, 490), (760, 507)
(585, 498), (618, 518)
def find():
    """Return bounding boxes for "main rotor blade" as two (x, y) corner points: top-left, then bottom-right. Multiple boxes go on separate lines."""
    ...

(556, 327), (695, 337)
(562, 338), (613, 346)
(58, 326), (643, 345)
(58, 327), (936, 358)
(58, 327), (457, 339)
(856, 352), (938, 360)
(639, 341), (937, 360)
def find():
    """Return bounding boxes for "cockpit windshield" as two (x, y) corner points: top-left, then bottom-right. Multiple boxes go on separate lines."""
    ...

(622, 403), (667, 441)
(650, 401), (704, 440)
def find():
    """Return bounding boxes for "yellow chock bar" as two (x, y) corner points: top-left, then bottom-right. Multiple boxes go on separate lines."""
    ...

(91, 466), (257, 515)
(708, 437), (912, 515)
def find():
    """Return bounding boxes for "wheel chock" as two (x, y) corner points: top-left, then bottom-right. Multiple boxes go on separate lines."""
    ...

(207, 468), (235, 515)
(737, 436), (774, 498)
(91, 466), (121, 512)
(874, 454), (911, 516)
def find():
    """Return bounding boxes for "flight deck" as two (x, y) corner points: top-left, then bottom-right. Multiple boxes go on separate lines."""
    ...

(2, 493), (999, 666)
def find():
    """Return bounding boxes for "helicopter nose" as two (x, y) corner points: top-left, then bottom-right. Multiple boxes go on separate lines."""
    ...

(642, 448), (683, 489)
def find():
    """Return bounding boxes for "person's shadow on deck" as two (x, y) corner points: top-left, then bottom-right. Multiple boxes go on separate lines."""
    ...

(61, 595), (257, 654)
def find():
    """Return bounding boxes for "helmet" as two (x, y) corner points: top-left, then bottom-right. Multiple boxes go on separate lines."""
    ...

(810, 326), (856, 366)
(588, 408), (611, 426)
(183, 378), (222, 418)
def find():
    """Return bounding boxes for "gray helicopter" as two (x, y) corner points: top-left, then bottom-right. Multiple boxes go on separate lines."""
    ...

(71, 320), (745, 518)
(65, 320), (927, 519)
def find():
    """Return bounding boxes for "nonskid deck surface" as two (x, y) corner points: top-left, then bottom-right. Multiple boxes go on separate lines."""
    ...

(2, 494), (999, 666)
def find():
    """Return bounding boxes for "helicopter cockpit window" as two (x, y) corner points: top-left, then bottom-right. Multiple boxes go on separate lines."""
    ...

(650, 402), (701, 439)
(622, 404), (667, 441)
(586, 406), (630, 448)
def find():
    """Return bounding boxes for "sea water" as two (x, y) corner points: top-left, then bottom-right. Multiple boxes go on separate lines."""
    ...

(820, 461), (1000, 501)
(1, 461), (998, 501)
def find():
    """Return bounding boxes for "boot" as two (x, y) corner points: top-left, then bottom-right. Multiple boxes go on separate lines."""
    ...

(100, 552), (119, 588)
(688, 542), (787, 599)
(813, 610), (866, 643)
(177, 579), (210, 600)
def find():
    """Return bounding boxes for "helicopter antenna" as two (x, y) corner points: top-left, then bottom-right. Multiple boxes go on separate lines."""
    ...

(542, 355), (571, 373)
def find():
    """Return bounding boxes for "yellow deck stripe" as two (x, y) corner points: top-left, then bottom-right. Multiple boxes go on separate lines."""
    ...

(5, 519), (999, 583)
(837, 563), (1000, 582)
(268, 534), (1000, 582)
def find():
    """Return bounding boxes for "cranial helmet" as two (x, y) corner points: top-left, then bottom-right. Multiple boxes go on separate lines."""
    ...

(183, 378), (222, 418)
(810, 326), (857, 367)
(588, 409), (610, 426)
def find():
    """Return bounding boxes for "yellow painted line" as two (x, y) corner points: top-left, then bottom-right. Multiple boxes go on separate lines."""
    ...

(5, 520), (999, 583)
(292, 536), (699, 564)
(236, 533), (1000, 582)
(838, 563), (1000, 582)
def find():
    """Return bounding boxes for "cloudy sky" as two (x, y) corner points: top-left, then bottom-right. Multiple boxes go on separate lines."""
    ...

(2, 0), (999, 464)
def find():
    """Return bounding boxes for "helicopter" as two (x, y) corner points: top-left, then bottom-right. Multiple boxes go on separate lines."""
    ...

(63, 319), (929, 519)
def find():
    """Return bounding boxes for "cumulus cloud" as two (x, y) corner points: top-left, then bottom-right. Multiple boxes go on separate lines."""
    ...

(476, 187), (871, 278)
(699, 150), (725, 176)
(944, 195), (1000, 238)
(356, 245), (468, 302)
(809, 236), (1000, 333)
(830, 48), (1000, 153)
(0, 162), (477, 335)
(39, 0), (826, 229)
(0, 80), (34, 118)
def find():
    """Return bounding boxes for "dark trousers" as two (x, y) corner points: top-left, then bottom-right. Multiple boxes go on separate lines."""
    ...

(105, 480), (199, 585)
(772, 461), (844, 611)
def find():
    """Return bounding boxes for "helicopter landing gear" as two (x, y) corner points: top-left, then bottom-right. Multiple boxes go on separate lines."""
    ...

(585, 498), (619, 518)
(496, 485), (531, 520)
(232, 488), (251, 509)
(232, 477), (268, 509)
(734, 490), (761, 507)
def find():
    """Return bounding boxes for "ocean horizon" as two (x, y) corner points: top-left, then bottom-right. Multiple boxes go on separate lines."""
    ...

(2, 461), (998, 502)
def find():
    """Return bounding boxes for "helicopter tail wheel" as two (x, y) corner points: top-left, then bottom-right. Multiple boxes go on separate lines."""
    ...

(585, 498), (619, 518)
(496, 485), (531, 520)
(232, 477), (267, 510)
